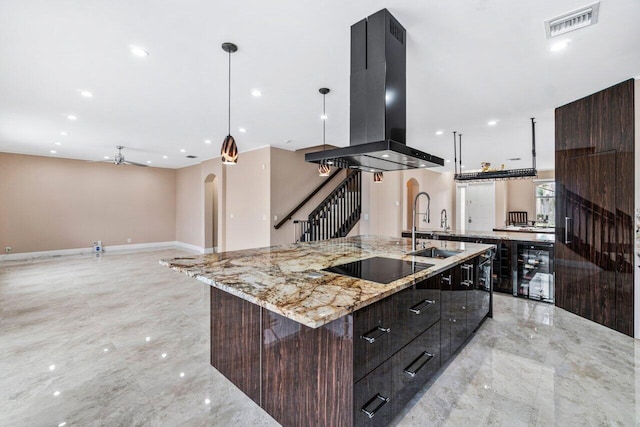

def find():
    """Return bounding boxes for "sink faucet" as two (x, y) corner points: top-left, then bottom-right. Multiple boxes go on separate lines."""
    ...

(440, 209), (449, 231)
(412, 192), (431, 251)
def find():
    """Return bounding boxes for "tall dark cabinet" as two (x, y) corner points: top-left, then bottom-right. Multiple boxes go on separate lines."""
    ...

(555, 79), (635, 336)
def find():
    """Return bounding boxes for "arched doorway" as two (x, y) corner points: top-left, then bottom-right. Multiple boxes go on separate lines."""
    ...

(204, 174), (218, 253)
(406, 178), (419, 230)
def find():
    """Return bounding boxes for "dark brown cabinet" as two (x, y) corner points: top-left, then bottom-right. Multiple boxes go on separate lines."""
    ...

(555, 78), (635, 336)
(210, 253), (492, 427)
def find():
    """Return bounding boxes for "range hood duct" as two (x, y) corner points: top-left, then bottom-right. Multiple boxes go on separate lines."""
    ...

(305, 9), (444, 172)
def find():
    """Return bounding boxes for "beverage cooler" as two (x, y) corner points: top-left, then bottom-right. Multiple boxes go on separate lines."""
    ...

(513, 242), (554, 303)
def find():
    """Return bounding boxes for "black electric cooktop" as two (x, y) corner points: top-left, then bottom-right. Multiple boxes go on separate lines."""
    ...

(323, 257), (434, 284)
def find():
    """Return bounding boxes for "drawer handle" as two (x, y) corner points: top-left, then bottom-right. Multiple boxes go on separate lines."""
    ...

(403, 351), (434, 378)
(361, 326), (390, 344)
(409, 299), (435, 315)
(441, 275), (452, 284)
(360, 393), (390, 419)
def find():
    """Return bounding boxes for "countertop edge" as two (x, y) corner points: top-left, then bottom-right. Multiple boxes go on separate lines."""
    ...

(160, 241), (494, 329)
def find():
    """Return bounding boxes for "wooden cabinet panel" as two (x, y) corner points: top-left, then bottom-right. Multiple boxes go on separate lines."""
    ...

(555, 78), (635, 336)
(261, 311), (353, 427)
(210, 286), (261, 405)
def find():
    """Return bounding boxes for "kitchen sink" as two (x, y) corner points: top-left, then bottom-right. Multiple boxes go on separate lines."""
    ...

(409, 247), (463, 259)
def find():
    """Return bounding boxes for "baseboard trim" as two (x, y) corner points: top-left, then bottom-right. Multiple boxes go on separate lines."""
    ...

(0, 241), (205, 262)
(174, 241), (206, 253)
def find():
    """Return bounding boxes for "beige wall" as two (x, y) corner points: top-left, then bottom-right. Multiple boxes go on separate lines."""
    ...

(223, 147), (271, 251)
(360, 169), (455, 236)
(0, 153), (176, 254)
(175, 164), (203, 248)
(505, 170), (555, 223)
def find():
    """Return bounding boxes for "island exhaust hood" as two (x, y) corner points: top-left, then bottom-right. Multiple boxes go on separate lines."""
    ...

(305, 9), (444, 172)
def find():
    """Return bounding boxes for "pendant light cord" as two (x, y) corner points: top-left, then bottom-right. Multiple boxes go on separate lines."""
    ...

(227, 50), (231, 136)
(322, 94), (326, 151)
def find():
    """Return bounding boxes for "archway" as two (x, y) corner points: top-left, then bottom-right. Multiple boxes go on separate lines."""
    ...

(406, 178), (420, 230)
(204, 174), (218, 253)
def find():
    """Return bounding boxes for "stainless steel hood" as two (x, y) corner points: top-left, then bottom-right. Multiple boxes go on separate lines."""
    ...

(305, 9), (444, 172)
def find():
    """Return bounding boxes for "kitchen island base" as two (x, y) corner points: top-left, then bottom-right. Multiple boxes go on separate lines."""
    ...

(209, 253), (490, 426)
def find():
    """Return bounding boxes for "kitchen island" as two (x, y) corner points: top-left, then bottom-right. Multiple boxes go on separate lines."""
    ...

(161, 235), (494, 426)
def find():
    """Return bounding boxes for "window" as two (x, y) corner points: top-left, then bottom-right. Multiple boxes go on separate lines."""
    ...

(535, 181), (555, 226)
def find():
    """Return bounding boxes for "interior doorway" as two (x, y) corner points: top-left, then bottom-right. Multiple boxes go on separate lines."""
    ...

(406, 178), (419, 230)
(456, 182), (495, 232)
(204, 174), (218, 253)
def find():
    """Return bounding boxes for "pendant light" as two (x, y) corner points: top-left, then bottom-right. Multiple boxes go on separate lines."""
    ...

(318, 88), (330, 176)
(373, 171), (383, 183)
(221, 42), (239, 165)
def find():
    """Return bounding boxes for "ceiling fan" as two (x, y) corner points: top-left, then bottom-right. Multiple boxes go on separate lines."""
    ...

(104, 146), (148, 167)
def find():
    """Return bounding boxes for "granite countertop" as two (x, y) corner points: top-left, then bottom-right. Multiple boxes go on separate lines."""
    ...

(404, 229), (555, 243)
(160, 235), (493, 329)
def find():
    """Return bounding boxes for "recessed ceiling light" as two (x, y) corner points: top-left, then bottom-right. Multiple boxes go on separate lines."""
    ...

(487, 120), (497, 126)
(550, 39), (570, 52)
(284, 139), (291, 143)
(60, 131), (68, 136)
(54, 142), (62, 146)
(369, 169), (375, 172)
(205, 398), (211, 405)
(320, 114), (328, 120)
(435, 130), (444, 135)
(67, 115), (77, 120)
(251, 90), (262, 97)
(161, 353), (167, 358)
(53, 391), (61, 397)
(49, 364), (56, 371)
(180, 372), (185, 378)
(180, 149), (186, 153)
(204, 139), (211, 144)
(130, 45), (149, 57)
(50, 150), (57, 154)
(445, 159), (451, 163)
(162, 155), (168, 159)
(104, 156), (109, 159)
(58, 422), (67, 427)
(239, 127), (246, 133)
(146, 161), (152, 164)
(381, 154), (390, 158)
(461, 165), (465, 168)
(79, 90), (93, 98)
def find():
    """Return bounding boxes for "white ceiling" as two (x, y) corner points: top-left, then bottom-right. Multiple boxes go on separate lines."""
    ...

(1, 0), (639, 170)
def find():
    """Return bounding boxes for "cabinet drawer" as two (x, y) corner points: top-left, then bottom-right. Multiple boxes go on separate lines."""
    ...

(393, 282), (440, 346)
(353, 296), (395, 381)
(392, 321), (441, 413)
(354, 357), (393, 427)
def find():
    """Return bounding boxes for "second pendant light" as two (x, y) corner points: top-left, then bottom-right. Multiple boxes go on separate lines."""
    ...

(318, 88), (331, 176)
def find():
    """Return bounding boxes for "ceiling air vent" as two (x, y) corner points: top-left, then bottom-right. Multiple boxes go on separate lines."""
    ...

(185, 155), (198, 159)
(545, 2), (600, 38)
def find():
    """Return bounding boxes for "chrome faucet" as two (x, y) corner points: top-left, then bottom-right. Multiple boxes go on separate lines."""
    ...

(440, 209), (449, 231)
(412, 192), (431, 251)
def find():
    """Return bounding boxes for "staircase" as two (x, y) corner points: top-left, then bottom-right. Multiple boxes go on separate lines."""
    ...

(296, 171), (361, 242)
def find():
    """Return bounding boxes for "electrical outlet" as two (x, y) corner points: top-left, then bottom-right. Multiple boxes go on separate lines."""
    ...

(5, 246), (11, 253)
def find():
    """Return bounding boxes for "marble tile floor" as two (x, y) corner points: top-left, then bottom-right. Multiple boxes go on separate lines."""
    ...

(1, 249), (638, 426)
